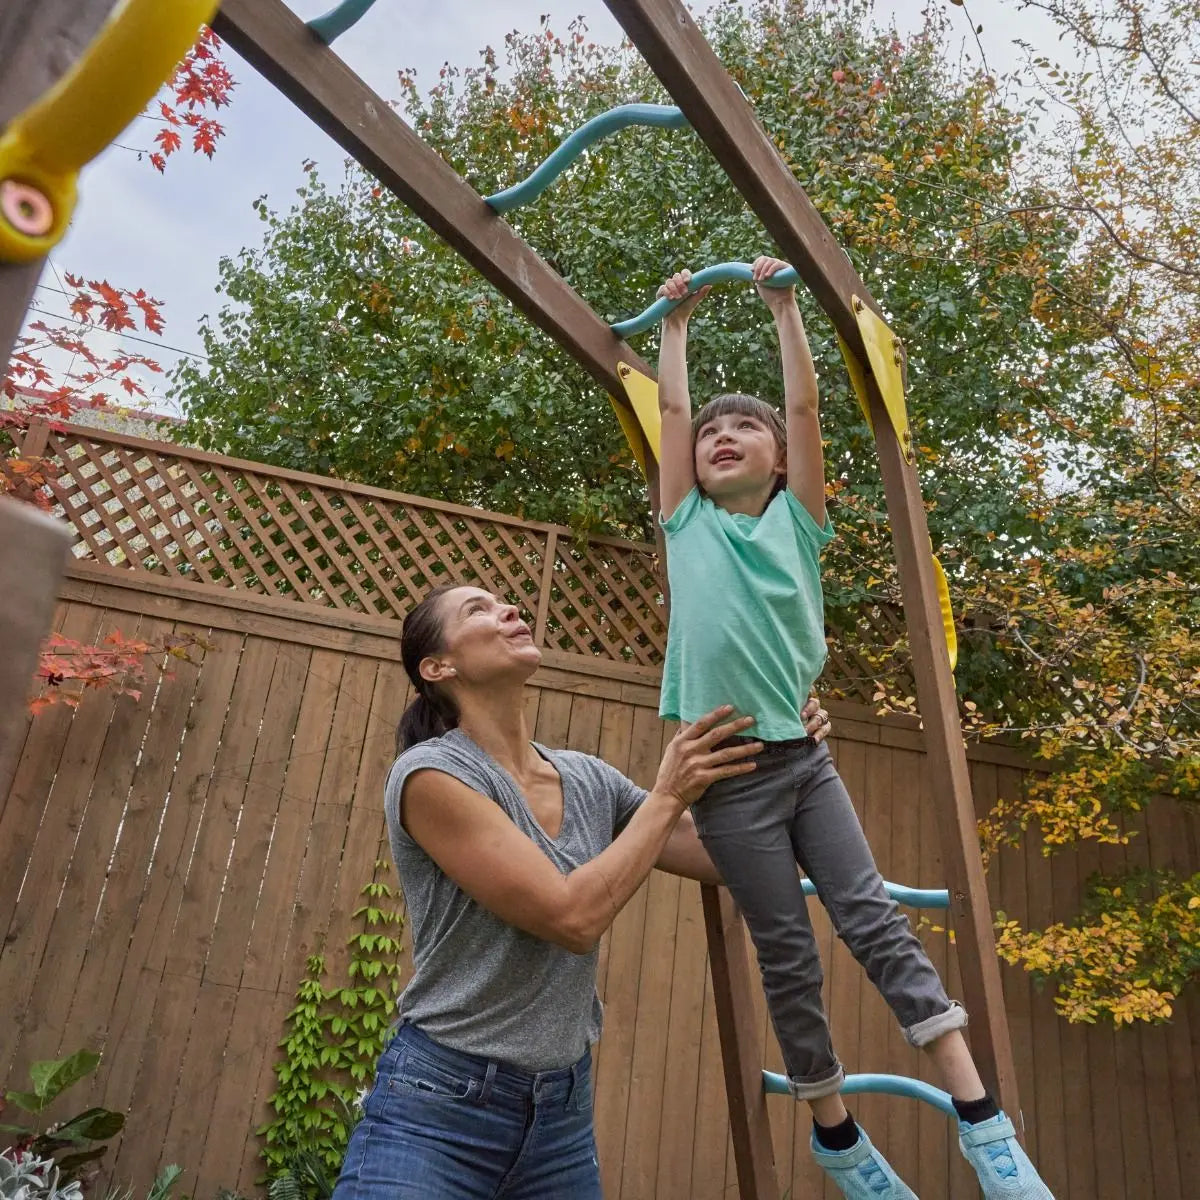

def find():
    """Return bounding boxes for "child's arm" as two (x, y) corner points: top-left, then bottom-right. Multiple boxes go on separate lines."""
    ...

(656, 270), (710, 521)
(753, 256), (826, 527)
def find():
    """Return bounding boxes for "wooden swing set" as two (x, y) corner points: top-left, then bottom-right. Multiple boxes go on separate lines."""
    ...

(0, 3), (1020, 1195)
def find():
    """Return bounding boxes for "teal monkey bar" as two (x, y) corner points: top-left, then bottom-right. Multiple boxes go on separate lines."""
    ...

(481, 104), (803, 335)
(306, 0), (380, 44)
(763, 1071), (957, 1117)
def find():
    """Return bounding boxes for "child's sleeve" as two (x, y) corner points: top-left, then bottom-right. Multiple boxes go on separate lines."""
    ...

(659, 486), (703, 535)
(783, 487), (836, 550)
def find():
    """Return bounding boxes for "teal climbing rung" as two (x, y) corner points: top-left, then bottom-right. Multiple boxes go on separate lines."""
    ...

(484, 103), (689, 214)
(763, 1070), (956, 1116)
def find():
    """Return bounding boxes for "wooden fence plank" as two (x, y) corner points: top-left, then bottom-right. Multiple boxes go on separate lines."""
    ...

(593, 703), (661, 1197)
(0, 611), (131, 1084)
(116, 635), (277, 1179)
(0, 603), (105, 941)
(97, 629), (244, 1123)
(59, 622), (207, 1070)
(204, 642), (312, 988)
(656, 876), (707, 1200)
(233, 649), (352, 1185)
(619, 868), (682, 1199)
(28, 616), (173, 1063)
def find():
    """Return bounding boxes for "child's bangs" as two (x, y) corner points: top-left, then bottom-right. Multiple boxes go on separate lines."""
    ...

(692, 393), (786, 448)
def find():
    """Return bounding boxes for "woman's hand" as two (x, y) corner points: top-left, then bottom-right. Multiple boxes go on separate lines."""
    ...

(658, 268), (711, 330)
(752, 254), (797, 312)
(801, 695), (832, 743)
(654, 706), (760, 810)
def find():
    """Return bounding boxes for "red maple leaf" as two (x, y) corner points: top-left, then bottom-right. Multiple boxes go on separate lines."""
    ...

(63, 271), (85, 288)
(191, 119), (223, 158)
(149, 152), (167, 173)
(155, 128), (182, 157)
(130, 290), (165, 335)
(158, 100), (181, 127)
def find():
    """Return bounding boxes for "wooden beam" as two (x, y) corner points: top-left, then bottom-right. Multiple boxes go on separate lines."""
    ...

(211, 0), (654, 403)
(601, 0), (880, 356)
(0, 1), (116, 366)
(701, 884), (780, 1200)
(0, 498), (72, 815)
(603, 0), (1021, 1130)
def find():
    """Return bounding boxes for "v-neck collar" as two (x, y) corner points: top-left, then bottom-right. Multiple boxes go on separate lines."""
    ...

(449, 730), (571, 846)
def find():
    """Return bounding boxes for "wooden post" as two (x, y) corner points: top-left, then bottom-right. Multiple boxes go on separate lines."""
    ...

(602, 0), (1021, 1151)
(0, 499), (72, 815)
(1, 3), (110, 812)
(702, 884), (781, 1200)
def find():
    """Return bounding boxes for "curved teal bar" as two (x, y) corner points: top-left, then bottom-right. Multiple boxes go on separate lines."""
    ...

(609, 261), (801, 338)
(762, 1070), (957, 1117)
(307, 0), (380, 44)
(802, 878), (950, 909)
(484, 104), (690, 214)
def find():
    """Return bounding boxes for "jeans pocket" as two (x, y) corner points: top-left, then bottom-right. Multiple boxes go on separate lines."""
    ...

(391, 1048), (478, 1102)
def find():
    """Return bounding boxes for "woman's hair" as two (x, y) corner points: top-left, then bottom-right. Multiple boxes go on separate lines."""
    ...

(692, 392), (788, 498)
(396, 584), (462, 753)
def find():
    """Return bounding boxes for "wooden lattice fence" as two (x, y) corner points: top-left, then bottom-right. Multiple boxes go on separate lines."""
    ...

(10, 419), (913, 700)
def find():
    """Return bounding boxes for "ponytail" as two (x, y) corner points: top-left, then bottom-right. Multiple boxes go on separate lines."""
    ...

(396, 584), (461, 753)
(396, 688), (458, 753)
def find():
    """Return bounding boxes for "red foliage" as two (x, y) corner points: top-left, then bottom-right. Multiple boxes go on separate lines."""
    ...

(151, 27), (235, 173)
(31, 630), (207, 714)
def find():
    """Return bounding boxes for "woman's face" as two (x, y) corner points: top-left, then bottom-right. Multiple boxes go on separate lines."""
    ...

(426, 586), (541, 686)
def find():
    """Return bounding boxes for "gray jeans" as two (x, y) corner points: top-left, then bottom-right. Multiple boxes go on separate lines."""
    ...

(692, 738), (967, 1099)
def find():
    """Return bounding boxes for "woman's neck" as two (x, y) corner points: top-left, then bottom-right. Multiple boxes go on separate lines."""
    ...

(455, 684), (538, 775)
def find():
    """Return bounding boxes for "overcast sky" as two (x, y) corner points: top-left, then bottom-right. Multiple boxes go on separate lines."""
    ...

(28, 0), (1064, 414)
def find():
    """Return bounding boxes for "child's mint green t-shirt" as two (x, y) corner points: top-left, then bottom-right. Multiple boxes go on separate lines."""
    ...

(658, 486), (835, 741)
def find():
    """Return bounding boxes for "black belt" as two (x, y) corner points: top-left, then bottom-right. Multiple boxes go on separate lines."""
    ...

(721, 733), (816, 755)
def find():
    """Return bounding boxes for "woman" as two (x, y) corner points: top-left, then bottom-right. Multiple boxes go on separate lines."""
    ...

(332, 583), (832, 1200)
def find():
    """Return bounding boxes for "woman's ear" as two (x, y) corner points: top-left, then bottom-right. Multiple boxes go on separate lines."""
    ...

(420, 657), (457, 685)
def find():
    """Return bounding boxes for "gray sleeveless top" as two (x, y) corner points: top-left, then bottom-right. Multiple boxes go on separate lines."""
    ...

(384, 728), (647, 1071)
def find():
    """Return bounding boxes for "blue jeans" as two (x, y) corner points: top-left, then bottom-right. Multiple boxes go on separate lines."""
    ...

(333, 1023), (601, 1200)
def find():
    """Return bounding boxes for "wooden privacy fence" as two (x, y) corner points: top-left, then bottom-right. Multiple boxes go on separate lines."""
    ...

(1, 421), (1198, 1198)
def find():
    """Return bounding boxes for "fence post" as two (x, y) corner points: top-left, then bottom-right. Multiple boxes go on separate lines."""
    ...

(532, 528), (558, 648)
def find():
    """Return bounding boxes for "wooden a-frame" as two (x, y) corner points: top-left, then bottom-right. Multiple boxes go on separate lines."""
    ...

(1, 4), (1019, 1197)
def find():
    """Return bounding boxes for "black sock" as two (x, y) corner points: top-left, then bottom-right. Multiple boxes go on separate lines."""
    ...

(953, 1093), (1000, 1125)
(813, 1111), (860, 1152)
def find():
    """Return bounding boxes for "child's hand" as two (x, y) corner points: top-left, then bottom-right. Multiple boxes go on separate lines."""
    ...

(752, 255), (796, 312)
(658, 269), (711, 330)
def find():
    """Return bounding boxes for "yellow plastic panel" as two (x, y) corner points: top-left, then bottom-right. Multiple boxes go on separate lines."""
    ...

(0, 0), (218, 262)
(607, 395), (650, 478)
(931, 551), (958, 671)
(836, 331), (874, 433)
(614, 361), (663, 477)
(851, 297), (914, 464)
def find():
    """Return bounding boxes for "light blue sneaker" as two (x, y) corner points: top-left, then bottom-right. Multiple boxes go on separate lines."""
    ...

(810, 1127), (918, 1198)
(958, 1113), (1055, 1198)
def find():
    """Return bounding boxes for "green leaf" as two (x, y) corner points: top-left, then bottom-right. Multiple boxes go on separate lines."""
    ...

(28, 1049), (101, 1105)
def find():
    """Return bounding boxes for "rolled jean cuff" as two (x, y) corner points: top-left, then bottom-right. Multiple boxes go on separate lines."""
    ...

(787, 1060), (845, 1101)
(903, 1000), (968, 1048)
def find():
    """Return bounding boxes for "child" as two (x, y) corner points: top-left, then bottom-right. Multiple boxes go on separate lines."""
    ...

(655, 258), (1054, 1200)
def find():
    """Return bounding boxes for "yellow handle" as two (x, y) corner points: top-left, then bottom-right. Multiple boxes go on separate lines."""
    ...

(0, 0), (218, 262)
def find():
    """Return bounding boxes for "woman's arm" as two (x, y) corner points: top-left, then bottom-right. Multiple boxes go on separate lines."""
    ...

(401, 707), (759, 954)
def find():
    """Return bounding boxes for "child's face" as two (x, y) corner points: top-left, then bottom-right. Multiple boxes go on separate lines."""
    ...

(694, 411), (785, 505)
